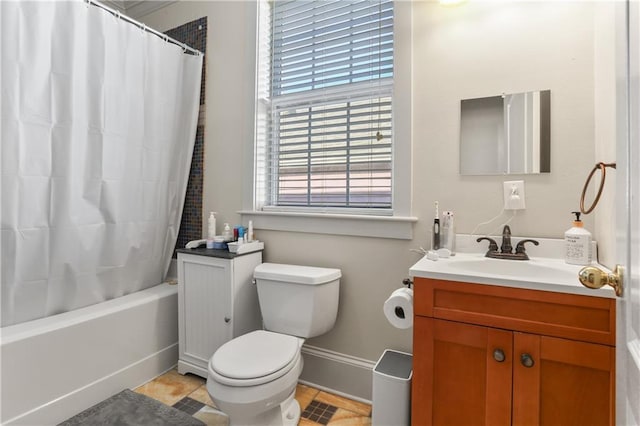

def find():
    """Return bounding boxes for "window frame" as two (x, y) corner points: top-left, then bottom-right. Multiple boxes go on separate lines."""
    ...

(241, 0), (415, 239)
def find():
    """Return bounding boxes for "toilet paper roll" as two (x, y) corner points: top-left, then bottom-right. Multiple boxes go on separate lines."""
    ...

(383, 287), (414, 329)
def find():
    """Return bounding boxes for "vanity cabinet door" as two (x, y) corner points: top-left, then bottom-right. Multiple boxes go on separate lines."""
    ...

(512, 332), (615, 426)
(413, 317), (512, 426)
(413, 278), (615, 425)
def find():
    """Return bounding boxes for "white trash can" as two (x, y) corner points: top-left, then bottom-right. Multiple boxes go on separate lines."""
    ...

(372, 349), (413, 426)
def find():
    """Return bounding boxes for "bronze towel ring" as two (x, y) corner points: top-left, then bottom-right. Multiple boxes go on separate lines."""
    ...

(580, 162), (616, 214)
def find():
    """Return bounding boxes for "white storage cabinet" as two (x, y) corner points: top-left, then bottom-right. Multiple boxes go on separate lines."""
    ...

(176, 249), (263, 378)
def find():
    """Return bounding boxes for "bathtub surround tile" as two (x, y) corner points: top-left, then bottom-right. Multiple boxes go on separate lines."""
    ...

(135, 369), (204, 406)
(165, 17), (207, 255)
(165, 17), (207, 106)
(314, 391), (372, 417)
(173, 397), (206, 416)
(174, 124), (205, 253)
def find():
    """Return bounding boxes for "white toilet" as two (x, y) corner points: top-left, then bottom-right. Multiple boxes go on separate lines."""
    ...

(206, 263), (341, 426)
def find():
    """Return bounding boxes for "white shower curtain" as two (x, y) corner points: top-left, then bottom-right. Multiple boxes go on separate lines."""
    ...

(0, 1), (203, 326)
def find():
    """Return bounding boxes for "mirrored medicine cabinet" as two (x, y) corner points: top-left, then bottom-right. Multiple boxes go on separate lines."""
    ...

(460, 90), (551, 175)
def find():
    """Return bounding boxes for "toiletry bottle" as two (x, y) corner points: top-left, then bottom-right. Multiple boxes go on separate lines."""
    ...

(208, 212), (217, 238)
(206, 212), (217, 249)
(565, 211), (592, 265)
(431, 201), (441, 250)
(247, 220), (254, 242)
(222, 223), (233, 242)
(442, 211), (456, 255)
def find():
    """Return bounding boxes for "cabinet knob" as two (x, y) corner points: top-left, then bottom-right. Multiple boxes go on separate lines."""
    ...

(493, 349), (506, 363)
(224, 317), (231, 323)
(520, 353), (535, 368)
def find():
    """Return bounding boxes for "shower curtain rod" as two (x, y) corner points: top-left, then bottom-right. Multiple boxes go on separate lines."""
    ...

(85, 0), (203, 56)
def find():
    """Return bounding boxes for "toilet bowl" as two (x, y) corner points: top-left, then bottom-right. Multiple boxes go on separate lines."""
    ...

(207, 331), (304, 425)
(206, 263), (341, 426)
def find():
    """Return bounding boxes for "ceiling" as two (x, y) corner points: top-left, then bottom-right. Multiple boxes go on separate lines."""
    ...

(99, 0), (177, 20)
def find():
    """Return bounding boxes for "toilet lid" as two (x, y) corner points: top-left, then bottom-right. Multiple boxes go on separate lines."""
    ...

(212, 330), (300, 380)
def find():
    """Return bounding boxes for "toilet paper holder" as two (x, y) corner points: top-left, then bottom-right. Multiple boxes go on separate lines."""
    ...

(388, 279), (414, 322)
(384, 281), (414, 328)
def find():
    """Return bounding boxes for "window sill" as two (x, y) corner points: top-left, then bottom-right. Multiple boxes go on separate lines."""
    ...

(238, 210), (418, 240)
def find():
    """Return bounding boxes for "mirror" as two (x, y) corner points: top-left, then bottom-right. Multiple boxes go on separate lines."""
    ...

(460, 90), (550, 175)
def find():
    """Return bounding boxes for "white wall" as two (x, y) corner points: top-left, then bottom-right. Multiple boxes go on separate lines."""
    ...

(412, 1), (596, 240)
(593, 2), (618, 269)
(140, 0), (614, 399)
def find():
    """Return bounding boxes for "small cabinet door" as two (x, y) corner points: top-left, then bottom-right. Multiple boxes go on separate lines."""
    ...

(512, 332), (615, 426)
(413, 317), (513, 426)
(179, 255), (233, 368)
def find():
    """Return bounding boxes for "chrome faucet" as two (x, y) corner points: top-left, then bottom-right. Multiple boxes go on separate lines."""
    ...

(477, 225), (539, 260)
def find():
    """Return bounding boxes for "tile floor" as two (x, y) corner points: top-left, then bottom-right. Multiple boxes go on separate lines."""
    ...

(134, 368), (371, 425)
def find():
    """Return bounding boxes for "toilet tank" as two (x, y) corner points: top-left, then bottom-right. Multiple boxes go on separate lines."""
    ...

(253, 263), (341, 338)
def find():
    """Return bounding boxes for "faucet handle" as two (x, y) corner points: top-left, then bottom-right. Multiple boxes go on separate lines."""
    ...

(515, 239), (539, 254)
(500, 225), (513, 253)
(477, 237), (499, 253)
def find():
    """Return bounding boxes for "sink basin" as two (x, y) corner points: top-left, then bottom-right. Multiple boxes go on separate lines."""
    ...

(409, 252), (614, 298)
(447, 258), (578, 282)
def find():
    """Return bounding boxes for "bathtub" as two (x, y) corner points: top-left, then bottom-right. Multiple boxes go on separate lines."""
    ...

(0, 281), (179, 425)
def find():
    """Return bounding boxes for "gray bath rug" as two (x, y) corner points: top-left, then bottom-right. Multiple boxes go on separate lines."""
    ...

(58, 389), (205, 426)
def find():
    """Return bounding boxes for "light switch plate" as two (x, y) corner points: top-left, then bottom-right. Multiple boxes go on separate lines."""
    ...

(503, 180), (526, 210)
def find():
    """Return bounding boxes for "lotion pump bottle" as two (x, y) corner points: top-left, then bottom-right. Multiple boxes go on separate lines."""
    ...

(564, 211), (592, 265)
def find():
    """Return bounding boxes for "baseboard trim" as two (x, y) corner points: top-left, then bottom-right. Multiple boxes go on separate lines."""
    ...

(302, 344), (377, 370)
(5, 344), (178, 425)
(298, 379), (372, 406)
(300, 344), (376, 402)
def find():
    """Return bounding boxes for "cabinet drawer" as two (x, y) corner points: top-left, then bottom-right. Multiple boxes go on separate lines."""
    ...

(414, 278), (615, 346)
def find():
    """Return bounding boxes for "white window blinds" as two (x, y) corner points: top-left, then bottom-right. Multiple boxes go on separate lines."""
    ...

(262, 0), (394, 211)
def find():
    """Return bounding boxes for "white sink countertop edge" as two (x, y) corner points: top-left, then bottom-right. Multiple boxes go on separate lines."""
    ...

(409, 235), (615, 299)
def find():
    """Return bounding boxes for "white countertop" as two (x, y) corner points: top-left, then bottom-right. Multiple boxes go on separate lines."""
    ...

(409, 235), (616, 299)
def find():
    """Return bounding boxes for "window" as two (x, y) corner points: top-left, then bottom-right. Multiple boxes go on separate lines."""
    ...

(256, 0), (395, 214)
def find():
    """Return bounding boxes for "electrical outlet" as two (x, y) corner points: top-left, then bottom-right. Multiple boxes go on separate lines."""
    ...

(503, 180), (526, 210)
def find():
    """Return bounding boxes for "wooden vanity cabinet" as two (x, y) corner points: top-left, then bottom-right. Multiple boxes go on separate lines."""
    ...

(412, 278), (616, 426)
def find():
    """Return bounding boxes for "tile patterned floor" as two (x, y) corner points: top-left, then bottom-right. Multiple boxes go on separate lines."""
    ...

(134, 368), (371, 425)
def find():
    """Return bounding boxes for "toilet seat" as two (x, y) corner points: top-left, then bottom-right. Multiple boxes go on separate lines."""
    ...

(210, 330), (302, 387)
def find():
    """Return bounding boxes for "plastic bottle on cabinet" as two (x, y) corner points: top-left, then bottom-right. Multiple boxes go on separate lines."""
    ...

(431, 201), (440, 250)
(222, 223), (233, 242)
(208, 212), (217, 239)
(441, 211), (456, 255)
(247, 220), (254, 242)
(206, 212), (217, 249)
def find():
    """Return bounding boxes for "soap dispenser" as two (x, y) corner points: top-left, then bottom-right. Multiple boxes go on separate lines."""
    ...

(564, 211), (592, 265)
